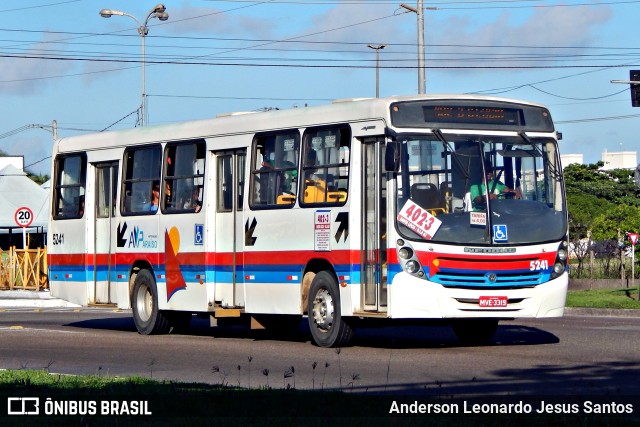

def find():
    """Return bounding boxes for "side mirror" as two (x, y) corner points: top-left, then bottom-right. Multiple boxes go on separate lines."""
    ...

(385, 141), (399, 172)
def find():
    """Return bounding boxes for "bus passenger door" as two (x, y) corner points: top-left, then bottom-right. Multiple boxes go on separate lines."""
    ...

(214, 150), (246, 308)
(93, 161), (119, 304)
(362, 138), (388, 312)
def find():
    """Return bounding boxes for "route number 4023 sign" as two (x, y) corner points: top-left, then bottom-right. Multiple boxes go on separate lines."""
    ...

(397, 199), (442, 240)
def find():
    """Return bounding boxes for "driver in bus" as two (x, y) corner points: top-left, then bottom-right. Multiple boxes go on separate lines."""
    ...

(470, 163), (520, 210)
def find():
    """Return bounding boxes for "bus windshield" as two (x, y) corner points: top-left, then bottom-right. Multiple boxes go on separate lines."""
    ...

(393, 132), (566, 245)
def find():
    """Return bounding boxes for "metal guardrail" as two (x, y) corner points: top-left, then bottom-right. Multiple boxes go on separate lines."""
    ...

(0, 247), (48, 291)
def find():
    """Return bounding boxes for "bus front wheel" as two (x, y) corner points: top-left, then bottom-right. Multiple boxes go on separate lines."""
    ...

(132, 269), (171, 335)
(308, 271), (353, 348)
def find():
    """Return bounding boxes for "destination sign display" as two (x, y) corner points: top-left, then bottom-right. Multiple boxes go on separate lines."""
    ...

(390, 100), (555, 132)
(422, 106), (521, 126)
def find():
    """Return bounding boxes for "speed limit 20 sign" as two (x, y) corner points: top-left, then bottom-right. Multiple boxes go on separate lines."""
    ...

(14, 206), (34, 228)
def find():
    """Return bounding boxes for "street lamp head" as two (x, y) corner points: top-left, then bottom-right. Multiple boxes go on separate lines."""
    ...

(400, 3), (419, 13)
(100, 9), (115, 18)
(151, 4), (166, 14)
(156, 11), (169, 21)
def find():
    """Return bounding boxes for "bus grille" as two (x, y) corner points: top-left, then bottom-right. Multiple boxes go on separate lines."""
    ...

(435, 271), (540, 288)
(426, 254), (549, 289)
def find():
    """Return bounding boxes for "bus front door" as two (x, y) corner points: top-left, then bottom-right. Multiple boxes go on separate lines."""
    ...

(214, 149), (246, 308)
(362, 139), (388, 312)
(93, 161), (119, 304)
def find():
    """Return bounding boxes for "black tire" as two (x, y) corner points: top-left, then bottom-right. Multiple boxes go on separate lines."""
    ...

(451, 319), (498, 345)
(132, 269), (171, 335)
(307, 271), (353, 348)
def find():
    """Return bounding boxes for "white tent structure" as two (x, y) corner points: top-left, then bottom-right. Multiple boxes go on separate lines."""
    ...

(0, 164), (49, 248)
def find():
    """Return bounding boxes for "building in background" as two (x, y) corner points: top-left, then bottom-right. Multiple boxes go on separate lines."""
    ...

(0, 156), (24, 171)
(560, 153), (584, 167)
(600, 150), (637, 171)
(561, 150), (637, 171)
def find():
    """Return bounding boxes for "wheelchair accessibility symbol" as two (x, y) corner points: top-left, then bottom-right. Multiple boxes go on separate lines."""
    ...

(493, 224), (508, 242)
(194, 224), (204, 245)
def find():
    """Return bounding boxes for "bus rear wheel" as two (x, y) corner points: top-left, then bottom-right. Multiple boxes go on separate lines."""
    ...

(308, 271), (353, 348)
(451, 319), (498, 345)
(132, 269), (171, 335)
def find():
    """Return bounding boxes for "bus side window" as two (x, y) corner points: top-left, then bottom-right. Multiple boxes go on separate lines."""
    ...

(121, 145), (161, 215)
(163, 140), (206, 214)
(52, 154), (86, 220)
(300, 126), (350, 206)
(250, 131), (300, 209)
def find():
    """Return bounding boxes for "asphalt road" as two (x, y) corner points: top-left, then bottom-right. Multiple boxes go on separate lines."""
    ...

(1, 307), (639, 397)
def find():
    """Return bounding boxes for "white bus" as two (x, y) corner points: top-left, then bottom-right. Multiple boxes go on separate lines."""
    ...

(48, 94), (568, 347)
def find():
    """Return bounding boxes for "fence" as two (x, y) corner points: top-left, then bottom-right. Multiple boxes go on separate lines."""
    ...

(0, 246), (48, 291)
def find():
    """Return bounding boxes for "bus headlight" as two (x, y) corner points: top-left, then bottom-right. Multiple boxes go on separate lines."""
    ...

(557, 248), (568, 262)
(553, 262), (565, 275)
(398, 247), (413, 260)
(405, 260), (420, 274)
(396, 241), (424, 277)
(550, 241), (569, 280)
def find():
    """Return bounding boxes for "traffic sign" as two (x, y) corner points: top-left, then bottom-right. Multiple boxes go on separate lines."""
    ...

(14, 206), (34, 228)
(629, 233), (639, 246)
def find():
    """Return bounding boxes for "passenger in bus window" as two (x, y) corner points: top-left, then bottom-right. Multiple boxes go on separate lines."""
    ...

(150, 184), (160, 212)
(184, 187), (202, 212)
(164, 181), (172, 207)
(77, 195), (85, 216)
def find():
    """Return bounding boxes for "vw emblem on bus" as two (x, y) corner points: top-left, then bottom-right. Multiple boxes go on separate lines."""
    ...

(486, 273), (498, 283)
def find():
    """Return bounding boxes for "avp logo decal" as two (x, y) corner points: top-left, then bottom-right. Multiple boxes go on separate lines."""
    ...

(128, 226), (144, 248)
(115, 222), (157, 248)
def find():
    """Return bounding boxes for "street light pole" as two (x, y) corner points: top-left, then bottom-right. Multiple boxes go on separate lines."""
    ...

(400, 1), (426, 94)
(100, 4), (169, 126)
(367, 44), (386, 98)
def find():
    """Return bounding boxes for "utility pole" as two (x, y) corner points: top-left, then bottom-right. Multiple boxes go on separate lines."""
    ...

(610, 70), (640, 107)
(400, 1), (426, 93)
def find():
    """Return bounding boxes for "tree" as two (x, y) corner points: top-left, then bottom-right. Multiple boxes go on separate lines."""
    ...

(564, 162), (640, 278)
(591, 204), (640, 242)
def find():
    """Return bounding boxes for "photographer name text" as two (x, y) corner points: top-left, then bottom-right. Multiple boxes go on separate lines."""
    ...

(389, 400), (634, 415)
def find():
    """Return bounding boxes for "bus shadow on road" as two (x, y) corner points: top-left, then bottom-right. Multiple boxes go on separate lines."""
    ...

(347, 322), (559, 349)
(66, 315), (559, 349)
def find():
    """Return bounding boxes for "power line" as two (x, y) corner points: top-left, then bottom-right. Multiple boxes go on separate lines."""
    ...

(556, 113), (640, 124)
(0, 0), (81, 13)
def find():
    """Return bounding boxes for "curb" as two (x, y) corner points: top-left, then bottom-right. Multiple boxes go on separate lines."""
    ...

(0, 290), (80, 308)
(564, 307), (640, 318)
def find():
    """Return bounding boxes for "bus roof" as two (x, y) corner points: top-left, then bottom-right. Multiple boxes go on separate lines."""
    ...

(54, 94), (550, 154)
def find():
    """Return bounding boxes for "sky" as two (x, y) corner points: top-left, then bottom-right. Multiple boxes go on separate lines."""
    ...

(1, 0), (640, 176)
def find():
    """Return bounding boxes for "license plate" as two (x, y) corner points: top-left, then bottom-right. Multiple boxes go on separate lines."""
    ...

(479, 296), (508, 307)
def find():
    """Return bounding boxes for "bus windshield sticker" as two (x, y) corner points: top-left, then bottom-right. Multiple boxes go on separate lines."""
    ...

(470, 211), (486, 227)
(397, 199), (442, 240)
(493, 224), (508, 243)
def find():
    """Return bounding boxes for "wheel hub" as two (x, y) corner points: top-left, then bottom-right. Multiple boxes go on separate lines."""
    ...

(312, 289), (334, 332)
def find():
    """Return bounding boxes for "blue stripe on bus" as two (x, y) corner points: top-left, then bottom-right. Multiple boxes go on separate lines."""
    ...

(50, 264), (360, 285)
